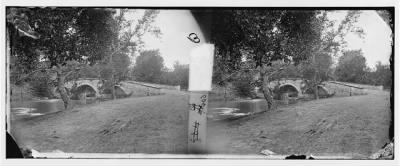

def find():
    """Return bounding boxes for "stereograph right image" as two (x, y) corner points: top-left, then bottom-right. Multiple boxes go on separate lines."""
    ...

(6, 7), (393, 159)
(205, 9), (393, 159)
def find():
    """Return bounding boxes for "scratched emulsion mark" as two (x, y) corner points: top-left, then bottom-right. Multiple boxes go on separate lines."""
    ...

(188, 95), (207, 115)
(187, 33), (200, 43)
(190, 121), (201, 143)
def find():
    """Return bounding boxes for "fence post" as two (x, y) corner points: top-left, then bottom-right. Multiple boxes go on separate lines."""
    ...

(188, 44), (214, 154)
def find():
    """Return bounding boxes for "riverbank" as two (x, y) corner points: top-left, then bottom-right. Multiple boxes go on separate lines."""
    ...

(10, 89), (391, 158)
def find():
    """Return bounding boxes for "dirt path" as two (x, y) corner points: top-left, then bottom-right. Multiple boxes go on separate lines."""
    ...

(11, 91), (189, 153)
(11, 89), (391, 157)
(207, 90), (391, 157)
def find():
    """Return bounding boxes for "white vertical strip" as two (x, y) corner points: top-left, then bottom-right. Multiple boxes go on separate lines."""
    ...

(188, 44), (214, 92)
(188, 91), (209, 153)
(188, 44), (214, 153)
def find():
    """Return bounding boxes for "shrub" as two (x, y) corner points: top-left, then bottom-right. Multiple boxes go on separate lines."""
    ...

(28, 73), (55, 98)
(232, 72), (255, 98)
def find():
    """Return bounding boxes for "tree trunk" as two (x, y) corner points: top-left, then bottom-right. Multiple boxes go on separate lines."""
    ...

(312, 54), (319, 100)
(313, 74), (319, 100)
(314, 86), (319, 100)
(56, 69), (70, 109)
(111, 76), (116, 99)
(261, 73), (274, 111)
(20, 85), (24, 104)
(224, 85), (227, 102)
(109, 50), (116, 100)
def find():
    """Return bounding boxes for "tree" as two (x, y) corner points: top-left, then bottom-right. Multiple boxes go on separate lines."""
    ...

(275, 64), (302, 79)
(315, 53), (334, 81)
(7, 8), (40, 85)
(132, 50), (164, 83)
(28, 72), (55, 98)
(78, 10), (160, 98)
(370, 62), (392, 89)
(7, 8), (117, 109)
(375, 9), (394, 140)
(171, 62), (189, 90)
(210, 10), (321, 110)
(107, 9), (160, 99)
(298, 52), (333, 82)
(376, 10), (393, 32)
(79, 65), (101, 78)
(159, 62), (189, 90)
(112, 53), (132, 83)
(301, 10), (364, 99)
(94, 52), (132, 97)
(208, 10), (365, 108)
(335, 50), (367, 83)
(232, 70), (257, 98)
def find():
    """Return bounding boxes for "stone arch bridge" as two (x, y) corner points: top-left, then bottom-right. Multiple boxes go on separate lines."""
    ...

(267, 78), (355, 98)
(268, 78), (306, 97)
(63, 78), (180, 98)
(64, 78), (128, 97)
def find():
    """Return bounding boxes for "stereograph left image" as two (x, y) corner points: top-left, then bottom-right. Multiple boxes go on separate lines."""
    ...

(5, 7), (394, 159)
(6, 8), (198, 157)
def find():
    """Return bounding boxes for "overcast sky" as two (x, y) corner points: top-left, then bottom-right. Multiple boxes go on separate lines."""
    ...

(140, 10), (197, 69)
(140, 10), (392, 70)
(328, 10), (392, 69)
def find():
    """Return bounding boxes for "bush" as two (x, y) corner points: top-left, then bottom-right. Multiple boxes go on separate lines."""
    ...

(28, 73), (55, 98)
(232, 72), (255, 98)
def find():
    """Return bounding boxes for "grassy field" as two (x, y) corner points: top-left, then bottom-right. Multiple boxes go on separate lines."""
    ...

(10, 89), (391, 158)
(11, 91), (189, 153)
(207, 90), (391, 158)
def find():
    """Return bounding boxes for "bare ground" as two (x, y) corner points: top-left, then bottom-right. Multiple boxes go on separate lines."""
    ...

(10, 89), (391, 157)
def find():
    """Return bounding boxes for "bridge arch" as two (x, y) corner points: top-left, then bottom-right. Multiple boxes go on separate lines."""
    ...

(279, 83), (301, 97)
(316, 84), (331, 97)
(75, 83), (99, 97)
(114, 85), (131, 98)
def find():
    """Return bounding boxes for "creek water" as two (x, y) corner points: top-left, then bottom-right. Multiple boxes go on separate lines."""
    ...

(10, 98), (97, 121)
(207, 99), (267, 121)
(10, 96), (301, 121)
(208, 98), (299, 121)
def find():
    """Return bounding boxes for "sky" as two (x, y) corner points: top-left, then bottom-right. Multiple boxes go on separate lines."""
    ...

(328, 10), (392, 69)
(140, 10), (202, 69)
(140, 10), (393, 70)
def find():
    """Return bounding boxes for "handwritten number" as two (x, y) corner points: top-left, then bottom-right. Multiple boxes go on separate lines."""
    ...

(191, 121), (200, 143)
(187, 33), (200, 43)
(189, 95), (207, 115)
(189, 95), (207, 143)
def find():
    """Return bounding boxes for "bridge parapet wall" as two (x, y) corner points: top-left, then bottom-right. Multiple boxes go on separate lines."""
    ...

(327, 81), (383, 91)
(120, 82), (163, 96)
(126, 81), (180, 90)
(323, 81), (367, 97)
